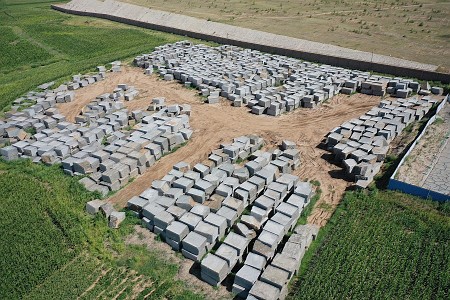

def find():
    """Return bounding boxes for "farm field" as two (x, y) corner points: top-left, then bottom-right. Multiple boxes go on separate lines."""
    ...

(288, 189), (450, 299)
(124, 0), (450, 71)
(0, 0), (202, 111)
(0, 159), (204, 299)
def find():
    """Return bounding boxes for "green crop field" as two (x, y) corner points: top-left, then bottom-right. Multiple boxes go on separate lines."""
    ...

(0, 159), (204, 299)
(0, 0), (187, 111)
(288, 189), (450, 300)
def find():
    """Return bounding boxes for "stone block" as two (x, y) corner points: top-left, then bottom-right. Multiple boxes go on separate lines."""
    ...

(190, 205), (210, 219)
(217, 206), (238, 227)
(85, 199), (106, 215)
(142, 203), (165, 221)
(200, 253), (228, 285)
(182, 231), (208, 255)
(223, 232), (249, 257)
(204, 213), (228, 239)
(166, 221), (189, 242)
(166, 205), (186, 220)
(244, 252), (267, 270)
(153, 210), (175, 230)
(260, 265), (289, 290)
(215, 243), (239, 268)
(175, 195), (196, 210)
(271, 253), (298, 279)
(179, 212), (202, 230)
(234, 265), (261, 291)
(173, 177), (194, 192)
(248, 280), (280, 300)
(194, 221), (219, 244)
(187, 188), (206, 203)
(108, 211), (126, 228)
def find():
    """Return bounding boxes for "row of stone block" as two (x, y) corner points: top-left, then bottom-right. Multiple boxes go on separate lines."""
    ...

(326, 95), (444, 188)
(1, 64), (118, 147)
(230, 182), (314, 299)
(242, 225), (319, 300)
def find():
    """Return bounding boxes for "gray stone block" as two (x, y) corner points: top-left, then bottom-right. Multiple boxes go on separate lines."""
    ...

(233, 222), (256, 240)
(179, 212), (202, 230)
(204, 213), (228, 239)
(187, 188), (206, 203)
(173, 177), (194, 192)
(194, 221), (218, 244)
(193, 163), (210, 177)
(223, 232), (249, 257)
(194, 179), (215, 196)
(215, 243), (239, 268)
(190, 205), (210, 219)
(217, 206), (238, 227)
(234, 265), (261, 290)
(153, 210), (175, 229)
(200, 253), (228, 284)
(140, 188), (160, 201)
(241, 215), (262, 231)
(271, 253), (298, 279)
(100, 203), (115, 218)
(222, 197), (245, 216)
(175, 195), (196, 210)
(166, 205), (186, 220)
(182, 231), (208, 255)
(86, 199), (106, 215)
(244, 252), (267, 270)
(165, 187), (184, 200)
(166, 221), (189, 242)
(249, 280), (280, 300)
(260, 264), (289, 290)
(109, 211), (126, 229)
(276, 202), (300, 220)
(142, 203), (165, 221)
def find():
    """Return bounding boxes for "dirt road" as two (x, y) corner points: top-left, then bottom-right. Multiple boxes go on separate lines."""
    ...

(58, 66), (381, 227)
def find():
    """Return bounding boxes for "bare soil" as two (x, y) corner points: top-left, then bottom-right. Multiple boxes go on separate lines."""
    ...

(124, 0), (450, 70)
(57, 66), (381, 227)
(396, 104), (450, 186)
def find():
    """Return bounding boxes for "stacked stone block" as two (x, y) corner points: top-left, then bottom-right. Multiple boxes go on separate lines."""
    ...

(126, 136), (315, 294)
(325, 95), (444, 188)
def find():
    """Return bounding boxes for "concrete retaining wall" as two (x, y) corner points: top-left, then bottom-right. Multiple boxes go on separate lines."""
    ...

(388, 95), (450, 202)
(52, 0), (450, 83)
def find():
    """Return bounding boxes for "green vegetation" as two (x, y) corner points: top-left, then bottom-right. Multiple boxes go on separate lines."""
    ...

(0, 0), (193, 110)
(288, 189), (450, 299)
(296, 184), (322, 226)
(0, 159), (204, 299)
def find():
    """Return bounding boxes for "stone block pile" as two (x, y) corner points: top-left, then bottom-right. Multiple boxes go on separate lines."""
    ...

(135, 41), (443, 117)
(240, 224), (318, 300)
(0, 64), (116, 147)
(1, 72), (193, 196)
(126, 136), (316, 295)
(325, 95), (443, 188)
(85, 199), (126, 228)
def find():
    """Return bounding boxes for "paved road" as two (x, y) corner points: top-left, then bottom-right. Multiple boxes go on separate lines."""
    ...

(422, 109), (450, 196)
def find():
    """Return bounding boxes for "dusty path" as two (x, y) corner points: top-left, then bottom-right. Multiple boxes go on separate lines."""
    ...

(58, 66), (381, 227)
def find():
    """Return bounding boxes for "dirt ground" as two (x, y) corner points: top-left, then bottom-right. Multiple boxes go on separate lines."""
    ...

(396, 104), (450, 186)
(124, 0), (450, 70)
(58, 66), (381, 227)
